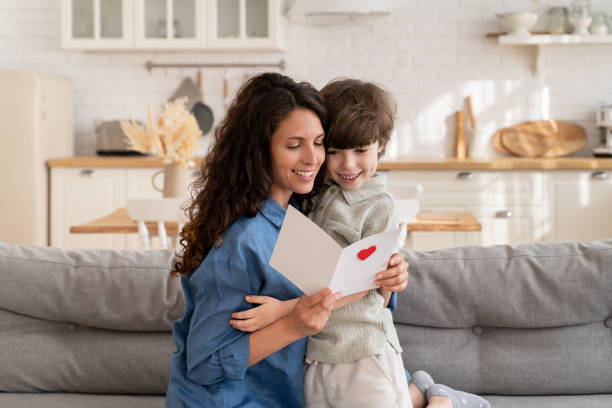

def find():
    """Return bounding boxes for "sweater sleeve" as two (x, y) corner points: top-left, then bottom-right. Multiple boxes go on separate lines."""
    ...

(184, 258), (255, 385)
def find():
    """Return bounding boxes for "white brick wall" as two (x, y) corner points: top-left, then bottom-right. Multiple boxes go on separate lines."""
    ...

(2, 0), (612, 158)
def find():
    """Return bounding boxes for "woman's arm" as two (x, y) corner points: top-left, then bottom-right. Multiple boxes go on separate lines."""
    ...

(248, 288), (341, 366)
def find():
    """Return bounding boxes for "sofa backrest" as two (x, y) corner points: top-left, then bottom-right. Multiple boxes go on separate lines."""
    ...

(396, 239), (612, 396)
(0, 242), (183, 394)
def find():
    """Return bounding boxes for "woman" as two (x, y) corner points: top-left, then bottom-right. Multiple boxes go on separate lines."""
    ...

(165, 73), (408, 408)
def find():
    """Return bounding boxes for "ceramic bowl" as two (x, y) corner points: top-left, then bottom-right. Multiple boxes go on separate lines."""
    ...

(497, 12), (538, 36)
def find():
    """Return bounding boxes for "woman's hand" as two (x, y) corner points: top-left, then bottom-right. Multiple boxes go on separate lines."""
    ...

(230, 296), (298, 332)
(375, 253), (409, 293)
(288, 288), (342, 337)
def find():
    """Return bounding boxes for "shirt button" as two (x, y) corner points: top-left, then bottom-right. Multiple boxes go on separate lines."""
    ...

(319, 205), (324, 211)
(472, 326), (483, 336)
(330, 188), (336, 193)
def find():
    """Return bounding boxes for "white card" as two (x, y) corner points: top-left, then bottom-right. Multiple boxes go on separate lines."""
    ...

(269, 206), (404, 296)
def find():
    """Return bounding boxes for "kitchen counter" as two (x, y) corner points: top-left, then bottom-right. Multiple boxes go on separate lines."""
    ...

(378, 157), (612, 170)
(48, 156), (612, 170)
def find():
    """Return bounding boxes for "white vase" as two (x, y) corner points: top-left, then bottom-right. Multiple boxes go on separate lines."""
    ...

(151, 163), (189, 198)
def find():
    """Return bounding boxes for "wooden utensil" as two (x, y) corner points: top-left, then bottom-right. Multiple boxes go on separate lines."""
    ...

(493, 120), (586, 157)
(455, 110), (466, 159)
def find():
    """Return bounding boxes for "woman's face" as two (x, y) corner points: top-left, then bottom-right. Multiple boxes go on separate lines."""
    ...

(269, 108), (325, 207)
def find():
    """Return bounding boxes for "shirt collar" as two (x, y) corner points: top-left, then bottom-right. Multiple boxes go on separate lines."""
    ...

(338, 172), (387, 205)
(259, 196), (300, 228)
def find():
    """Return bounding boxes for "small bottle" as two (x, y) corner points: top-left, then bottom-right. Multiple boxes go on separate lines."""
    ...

(547, 7), (568, 34)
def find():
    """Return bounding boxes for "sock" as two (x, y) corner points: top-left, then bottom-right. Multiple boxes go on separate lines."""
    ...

(410, 370), (435, 398)
(426, 383), (491, 408)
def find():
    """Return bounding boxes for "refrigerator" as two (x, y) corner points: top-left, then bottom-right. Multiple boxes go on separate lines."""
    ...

(0, 70), (74, 246)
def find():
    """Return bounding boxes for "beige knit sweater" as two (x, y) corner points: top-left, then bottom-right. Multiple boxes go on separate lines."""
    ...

(305, 173), (402, 364)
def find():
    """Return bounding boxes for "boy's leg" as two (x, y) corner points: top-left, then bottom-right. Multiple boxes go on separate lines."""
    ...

(303, 343), (412, 408)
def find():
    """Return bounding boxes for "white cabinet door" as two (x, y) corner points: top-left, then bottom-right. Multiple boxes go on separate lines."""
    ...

(465, 206), (538, 247)
(50, 168), (126, 249)
(385, 170), (547, 249)
(208, 0), (284, 50)
(133, 0), (204, 48)
(61, 0), (133, 49)
(551, 170), (612, 242)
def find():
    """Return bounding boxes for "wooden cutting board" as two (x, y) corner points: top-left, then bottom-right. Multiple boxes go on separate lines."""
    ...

(492, 120), (586, 158)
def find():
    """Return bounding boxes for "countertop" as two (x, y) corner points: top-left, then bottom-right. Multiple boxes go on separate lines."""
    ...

(48, 156), (612, 170)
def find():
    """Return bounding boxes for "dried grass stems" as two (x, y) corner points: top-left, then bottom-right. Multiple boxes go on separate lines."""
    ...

(120, 97), (201, 167)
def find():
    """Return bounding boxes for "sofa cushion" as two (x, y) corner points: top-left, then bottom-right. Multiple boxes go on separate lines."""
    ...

(0, 393), (165, 408)
(0, 309), (173, 394)
(0, 242), (184, 331)
(396, 239), (612, 396)
(484, 394), (612, 408)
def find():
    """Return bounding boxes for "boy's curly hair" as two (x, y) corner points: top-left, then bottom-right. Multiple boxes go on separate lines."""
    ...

(319, 78), (397, 157)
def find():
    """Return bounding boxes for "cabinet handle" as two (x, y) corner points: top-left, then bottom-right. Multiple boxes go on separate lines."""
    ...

(495, 210), (513, 219)
(79, 169), (96, 177)
(456, 171), (474, 180)
(591, 171), (609, 180)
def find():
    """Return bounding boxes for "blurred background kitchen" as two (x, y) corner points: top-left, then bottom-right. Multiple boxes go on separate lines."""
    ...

(1, 0), (611, 251)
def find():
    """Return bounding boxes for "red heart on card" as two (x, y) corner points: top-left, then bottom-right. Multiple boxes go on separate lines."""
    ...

(357, 245), (377, 261)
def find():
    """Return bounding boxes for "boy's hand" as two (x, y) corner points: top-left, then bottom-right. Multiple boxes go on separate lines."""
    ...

(375, 253), (409, 293)
(230, 296), (297, 332)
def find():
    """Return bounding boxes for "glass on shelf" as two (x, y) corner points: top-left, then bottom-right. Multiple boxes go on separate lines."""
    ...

(591, 12), (608, 35)
(146, 0), (167, 38)
(568, 0), (592, 35)
(547, 7), (569, 34)
(173, 0), (195, 38)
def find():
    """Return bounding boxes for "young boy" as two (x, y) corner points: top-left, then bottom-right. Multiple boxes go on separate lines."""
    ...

(230, 78), (490, 408)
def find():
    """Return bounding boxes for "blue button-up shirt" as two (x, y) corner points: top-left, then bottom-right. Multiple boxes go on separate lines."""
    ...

(165, 197), (396, 407)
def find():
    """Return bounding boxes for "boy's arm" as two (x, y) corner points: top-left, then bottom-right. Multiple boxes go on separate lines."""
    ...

(230, 296), (299, 332)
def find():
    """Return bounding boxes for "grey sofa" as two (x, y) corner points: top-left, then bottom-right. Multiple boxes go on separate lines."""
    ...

(1, 239), (611, 407)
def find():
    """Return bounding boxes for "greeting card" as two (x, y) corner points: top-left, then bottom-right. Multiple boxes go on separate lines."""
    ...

(269, 206), (406, 296)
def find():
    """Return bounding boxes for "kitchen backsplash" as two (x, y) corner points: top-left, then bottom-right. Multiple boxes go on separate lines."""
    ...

(3, 0), (612, 159)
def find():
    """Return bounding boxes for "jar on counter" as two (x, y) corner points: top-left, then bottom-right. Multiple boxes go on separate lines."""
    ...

(547, 7), (569, 34)
(591, 12), (609, 34)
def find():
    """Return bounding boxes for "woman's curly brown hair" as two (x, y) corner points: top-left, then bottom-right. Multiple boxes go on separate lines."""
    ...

(172, 73), (327, 277)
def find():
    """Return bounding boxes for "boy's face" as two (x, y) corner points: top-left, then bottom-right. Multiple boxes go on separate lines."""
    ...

(325, 141), (381, 191)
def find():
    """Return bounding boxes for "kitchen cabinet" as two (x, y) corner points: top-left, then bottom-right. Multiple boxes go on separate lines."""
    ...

(385, 170), (548, 251)
(61, 0), (284, 50)
(208, 0), (284, 50)
(50, 165), (200, 250)
(133, 0), (203, 49)
(50, 167), (127, 249)
(549, 170), (612, 242)
(61, 0), (133, 49)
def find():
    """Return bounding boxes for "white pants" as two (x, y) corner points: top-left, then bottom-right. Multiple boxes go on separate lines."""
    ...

(303, 342), (412, 408)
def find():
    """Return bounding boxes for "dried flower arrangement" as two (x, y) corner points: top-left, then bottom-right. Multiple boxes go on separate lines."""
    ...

(120, 97), (201, 168)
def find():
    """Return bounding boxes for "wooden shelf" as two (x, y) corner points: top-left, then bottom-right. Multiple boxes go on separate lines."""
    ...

(486, 32), (612, 76)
